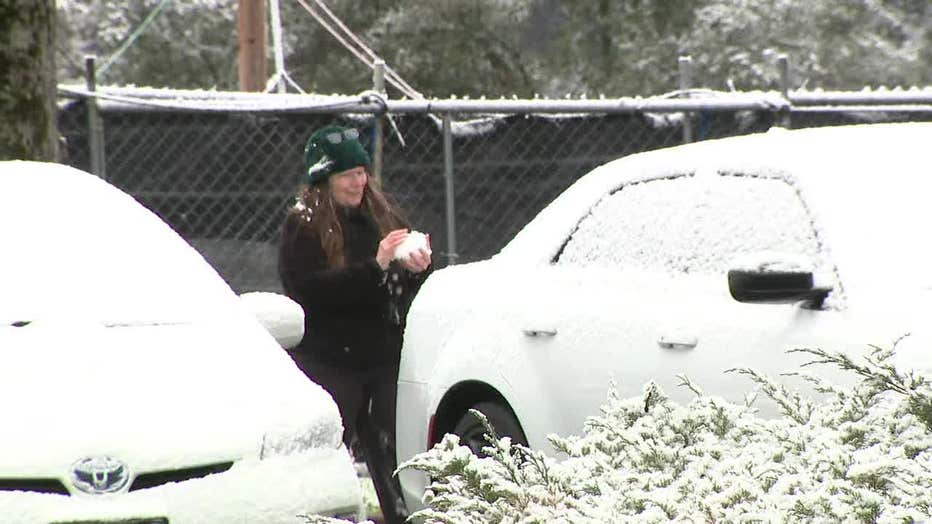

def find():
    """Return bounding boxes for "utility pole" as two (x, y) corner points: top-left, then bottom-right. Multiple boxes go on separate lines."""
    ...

(237, 0), (268, 92)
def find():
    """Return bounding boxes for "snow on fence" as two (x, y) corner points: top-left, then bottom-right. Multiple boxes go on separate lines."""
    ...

(56, 86), (932, 293)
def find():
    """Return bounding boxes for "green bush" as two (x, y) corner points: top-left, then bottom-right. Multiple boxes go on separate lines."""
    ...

(400, 342), (932, 523)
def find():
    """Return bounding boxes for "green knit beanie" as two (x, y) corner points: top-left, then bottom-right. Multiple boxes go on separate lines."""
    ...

(303, 126), (371, 185)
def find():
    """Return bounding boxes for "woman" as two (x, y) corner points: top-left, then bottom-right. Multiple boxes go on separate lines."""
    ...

(278, 125), (431, 523)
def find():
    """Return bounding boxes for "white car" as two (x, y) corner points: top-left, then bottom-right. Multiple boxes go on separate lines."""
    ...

(0, 162), (361, 523)
(396, 122), (932, 510)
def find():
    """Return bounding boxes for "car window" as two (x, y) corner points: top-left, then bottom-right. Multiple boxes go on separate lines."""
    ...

(556, 173), (827, 277)
(556, 174), (698, 272)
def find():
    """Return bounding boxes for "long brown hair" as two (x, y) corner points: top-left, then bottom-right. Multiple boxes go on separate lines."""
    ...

(285, 170), (408, 268)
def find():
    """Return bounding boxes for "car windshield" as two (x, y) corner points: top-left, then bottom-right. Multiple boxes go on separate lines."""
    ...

(0, 167), (233, 326)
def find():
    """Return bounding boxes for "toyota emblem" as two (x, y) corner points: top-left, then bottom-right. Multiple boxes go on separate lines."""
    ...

(70, 456), (129, 495)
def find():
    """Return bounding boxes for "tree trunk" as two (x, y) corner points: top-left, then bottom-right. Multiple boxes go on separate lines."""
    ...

(0, 0), (57, 161)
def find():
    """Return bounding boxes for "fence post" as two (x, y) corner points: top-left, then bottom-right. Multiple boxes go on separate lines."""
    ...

(372, 60), (385, 185)
(442, 113), (458, 266)
(678, 55), (693, 143)
(777, 54), (792, 128)
(84, 55), (106, 179)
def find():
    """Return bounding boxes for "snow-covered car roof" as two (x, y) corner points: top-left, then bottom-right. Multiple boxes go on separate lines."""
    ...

(501, 123), (932, 277)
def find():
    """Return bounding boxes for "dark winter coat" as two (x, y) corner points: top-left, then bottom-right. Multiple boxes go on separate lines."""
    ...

(278, 206), (427, 369)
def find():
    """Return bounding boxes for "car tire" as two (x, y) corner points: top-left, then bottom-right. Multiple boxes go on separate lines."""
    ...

(452, 401), (528, 456)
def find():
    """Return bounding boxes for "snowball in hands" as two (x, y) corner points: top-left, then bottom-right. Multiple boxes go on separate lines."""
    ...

(393, 231), (431, 261)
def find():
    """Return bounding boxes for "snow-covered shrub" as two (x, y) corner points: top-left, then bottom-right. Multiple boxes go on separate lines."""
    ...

(399, 342), (932, 523)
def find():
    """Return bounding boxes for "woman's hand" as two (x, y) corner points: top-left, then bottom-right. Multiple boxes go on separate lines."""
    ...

(376, 229), (409, 270)
(400, 233), (432, 273)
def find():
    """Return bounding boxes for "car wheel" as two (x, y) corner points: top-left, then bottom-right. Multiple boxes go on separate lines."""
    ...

(452, 401), (528, 456)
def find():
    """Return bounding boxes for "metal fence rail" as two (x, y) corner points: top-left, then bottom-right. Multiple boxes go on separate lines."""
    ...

(56, 86), (932, 293)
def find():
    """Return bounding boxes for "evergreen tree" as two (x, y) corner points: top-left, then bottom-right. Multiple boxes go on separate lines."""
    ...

(687, 0), (931, 90)
(535, 0), (697, 96)
(54, 0), (932, 96)
(57, 0), (239, 89)
(365, 0), (538, 98)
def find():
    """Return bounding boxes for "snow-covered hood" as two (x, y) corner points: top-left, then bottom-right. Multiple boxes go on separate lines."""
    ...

(0, 318), (342, 477)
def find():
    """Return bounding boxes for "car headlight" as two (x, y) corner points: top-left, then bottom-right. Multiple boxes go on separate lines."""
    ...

(259, 418), (344, 459)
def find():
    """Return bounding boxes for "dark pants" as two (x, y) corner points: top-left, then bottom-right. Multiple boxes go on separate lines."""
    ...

(290, 352), (408, 524)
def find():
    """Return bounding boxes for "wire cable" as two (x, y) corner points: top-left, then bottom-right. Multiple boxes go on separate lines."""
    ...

(308, 0), (422, 98)
(269, 0), (288, 92)
(97, 0), (174, 76)
(360, 90), (408, 147)
(293, 1), (376, 71)
(292, 0), (423, 99)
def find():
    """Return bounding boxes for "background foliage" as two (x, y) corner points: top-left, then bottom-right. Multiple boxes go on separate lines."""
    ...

(57, 0), (932, 97)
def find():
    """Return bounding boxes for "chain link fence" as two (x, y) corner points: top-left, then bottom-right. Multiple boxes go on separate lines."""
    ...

(56, 87), (932, 293)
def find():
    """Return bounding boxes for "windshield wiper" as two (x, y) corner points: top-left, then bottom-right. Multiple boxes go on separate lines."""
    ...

(102, 320), (192, 328)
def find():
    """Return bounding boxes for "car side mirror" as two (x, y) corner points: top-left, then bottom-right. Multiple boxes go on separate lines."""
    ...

(727, 252), (832, 307)
(239, 292), (305, 350)
(727, 270), (829, 304)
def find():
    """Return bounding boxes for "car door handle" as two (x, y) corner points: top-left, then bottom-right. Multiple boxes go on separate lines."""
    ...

(523, 328), (557, 337)
(658, 336), (697, 350)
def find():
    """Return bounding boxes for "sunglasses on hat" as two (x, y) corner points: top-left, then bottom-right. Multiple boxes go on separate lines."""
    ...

(322, 128), (360, 145)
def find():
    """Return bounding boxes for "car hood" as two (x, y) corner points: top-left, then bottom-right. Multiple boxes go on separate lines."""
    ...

(0, 318), (342, 475)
